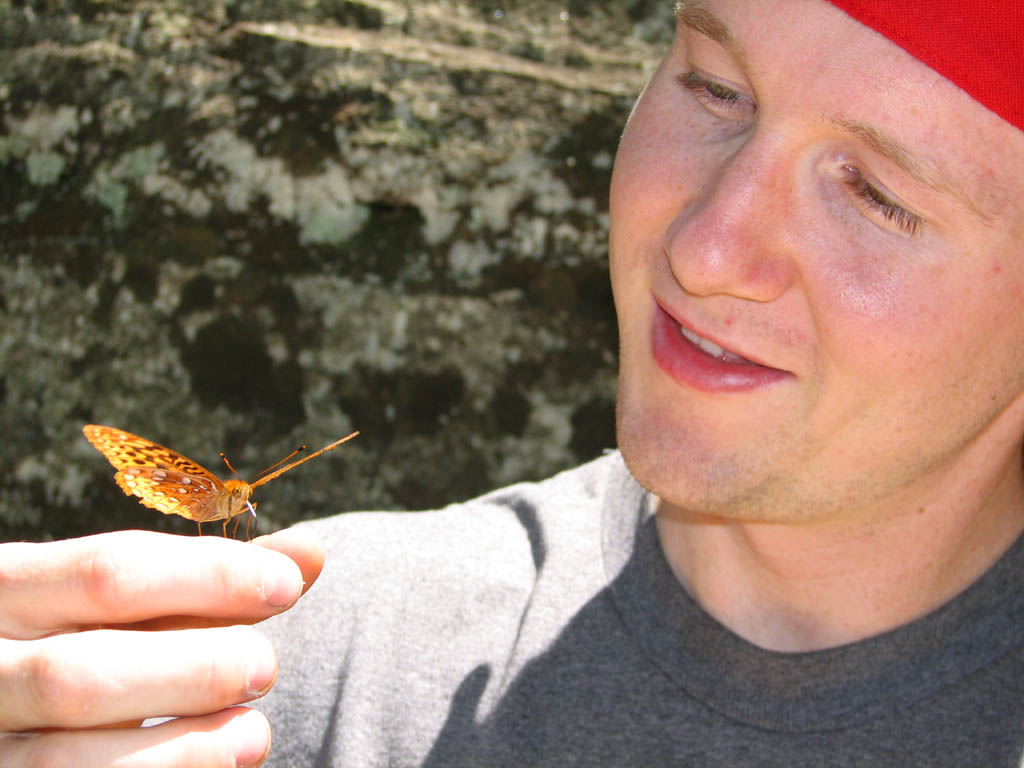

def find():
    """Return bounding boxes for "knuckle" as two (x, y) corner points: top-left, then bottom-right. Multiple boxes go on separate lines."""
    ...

(20, 737), (76, 768)
(0, 542), (29, 590)
(203, 647), (250, 702)
(77, 547), (134, 616)
(215, 560), (257, 606)
(23, 647), (91, 725)
(203, 626), (273, 704)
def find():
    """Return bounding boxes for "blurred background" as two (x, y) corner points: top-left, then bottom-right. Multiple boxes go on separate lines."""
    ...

(0, 0), (673, 541)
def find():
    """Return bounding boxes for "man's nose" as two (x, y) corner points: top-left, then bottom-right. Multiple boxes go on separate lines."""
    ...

(664, 131), (798, 304)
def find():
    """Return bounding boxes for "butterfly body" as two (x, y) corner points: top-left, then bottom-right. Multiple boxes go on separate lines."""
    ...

(83, 424), (358, 534)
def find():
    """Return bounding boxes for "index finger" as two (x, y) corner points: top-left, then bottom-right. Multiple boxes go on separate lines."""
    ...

(0, 530), (306, 640)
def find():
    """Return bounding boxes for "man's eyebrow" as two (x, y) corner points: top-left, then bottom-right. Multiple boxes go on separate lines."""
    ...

(830, 117), (995, 223)
(674, 1), (745, 64)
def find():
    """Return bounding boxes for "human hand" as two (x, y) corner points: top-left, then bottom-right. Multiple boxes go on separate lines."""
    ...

(0, 527), (324, 767)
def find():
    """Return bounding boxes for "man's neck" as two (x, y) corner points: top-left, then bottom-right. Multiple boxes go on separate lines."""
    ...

(655, 454), (1024, 653)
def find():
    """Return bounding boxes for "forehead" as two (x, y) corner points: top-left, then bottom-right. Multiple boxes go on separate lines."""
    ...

(673, 0), (1024, 226)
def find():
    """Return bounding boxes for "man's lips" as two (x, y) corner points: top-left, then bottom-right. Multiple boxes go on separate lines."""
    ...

(650, 303), (790, 393)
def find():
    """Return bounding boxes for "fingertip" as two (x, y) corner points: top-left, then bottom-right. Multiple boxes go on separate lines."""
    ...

(252, 526), (323, 557)
(252, 528), (326, 596)
(260, 555), (304, 609)
(245, 630), (279, 698)
(224, 708), (272, 767)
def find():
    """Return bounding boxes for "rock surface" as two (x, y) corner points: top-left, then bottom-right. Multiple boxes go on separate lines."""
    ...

(0, 0), (672, 540)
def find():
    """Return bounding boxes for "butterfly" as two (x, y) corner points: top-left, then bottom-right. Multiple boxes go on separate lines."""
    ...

(83, 424), (358, 537)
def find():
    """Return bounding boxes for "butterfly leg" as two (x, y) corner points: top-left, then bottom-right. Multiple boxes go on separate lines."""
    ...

(244, 511), (257, 542)
(196, 522), (203, 536)
(243, 501), (258, 542)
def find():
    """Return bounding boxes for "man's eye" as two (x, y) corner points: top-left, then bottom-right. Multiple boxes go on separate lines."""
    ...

(677, 71), (752, 114)
(842, 165), (924, 237)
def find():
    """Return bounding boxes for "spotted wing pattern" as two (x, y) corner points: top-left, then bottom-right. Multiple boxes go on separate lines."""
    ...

(83, 424), (231, 522)
(114, 466), (231, 522)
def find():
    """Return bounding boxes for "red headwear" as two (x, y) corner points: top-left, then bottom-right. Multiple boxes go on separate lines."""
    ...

(826, 0), (1024, 132)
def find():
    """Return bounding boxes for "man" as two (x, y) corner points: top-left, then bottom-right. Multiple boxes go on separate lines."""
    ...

(1, 1), (1022, 765)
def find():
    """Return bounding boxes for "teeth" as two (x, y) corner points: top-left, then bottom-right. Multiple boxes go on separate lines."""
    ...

(681, 326), (725, 357)
(680, 326), (749, 364)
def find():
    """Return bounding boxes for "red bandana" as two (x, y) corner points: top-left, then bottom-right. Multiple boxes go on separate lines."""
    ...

(826, 0), (1024, 131)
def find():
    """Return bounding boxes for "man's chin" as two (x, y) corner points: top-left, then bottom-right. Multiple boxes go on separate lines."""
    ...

(615, 406), (808, 523)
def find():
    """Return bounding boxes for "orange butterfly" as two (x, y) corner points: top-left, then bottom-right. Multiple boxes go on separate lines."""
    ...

(83, 424), (358, 537)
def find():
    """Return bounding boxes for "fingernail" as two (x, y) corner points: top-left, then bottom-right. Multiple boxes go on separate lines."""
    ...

(262, 559), (303, 608)
(227, 709), (271, 768)
(246, 633), (278, 697)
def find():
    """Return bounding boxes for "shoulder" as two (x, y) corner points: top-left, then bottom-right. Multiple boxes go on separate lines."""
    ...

(296, 451), (620, 596)
(256, 453), (630, 762)
(261, 452), (625, 642)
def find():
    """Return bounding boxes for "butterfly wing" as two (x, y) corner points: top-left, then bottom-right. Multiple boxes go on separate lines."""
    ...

(83, 425), (222, 479)
(113, 466), (229, 522)
(84, 425), (231, 522)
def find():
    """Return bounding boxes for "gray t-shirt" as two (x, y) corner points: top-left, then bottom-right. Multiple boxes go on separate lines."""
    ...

(257, 452), (1024, 766)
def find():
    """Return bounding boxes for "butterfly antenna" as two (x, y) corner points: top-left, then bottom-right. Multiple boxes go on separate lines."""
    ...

(220, 452), (243, 480)
(251, 431), (359, 488)
(253, 445), (307, 482)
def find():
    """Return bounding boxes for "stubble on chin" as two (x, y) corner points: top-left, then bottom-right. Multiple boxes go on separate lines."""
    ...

(613, 378), (822, 523)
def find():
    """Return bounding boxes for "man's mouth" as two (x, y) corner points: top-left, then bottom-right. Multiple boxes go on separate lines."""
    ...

(678, 326), (757, 366)
(650, 302), (791, 393)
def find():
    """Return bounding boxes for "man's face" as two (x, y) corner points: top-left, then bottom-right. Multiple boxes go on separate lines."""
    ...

(610, 0), (1024, 522)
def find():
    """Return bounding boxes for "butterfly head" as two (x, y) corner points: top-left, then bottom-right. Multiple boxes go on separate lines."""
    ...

(223, 479), (253, 500)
